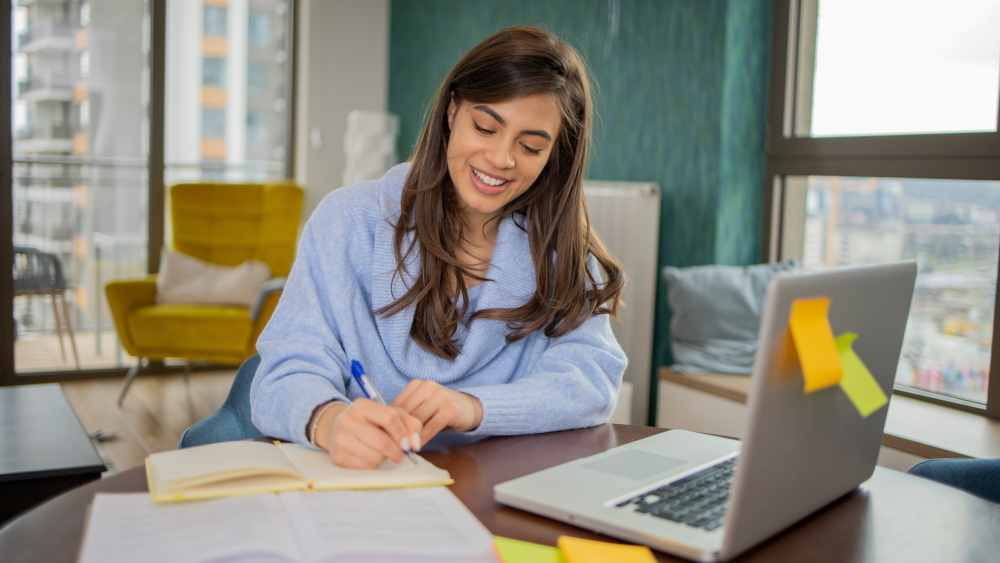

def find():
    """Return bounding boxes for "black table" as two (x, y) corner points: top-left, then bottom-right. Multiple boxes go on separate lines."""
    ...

(0, 384), (105, 525)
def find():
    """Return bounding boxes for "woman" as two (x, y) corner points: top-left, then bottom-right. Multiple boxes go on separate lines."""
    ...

(250, 26), (627, 469)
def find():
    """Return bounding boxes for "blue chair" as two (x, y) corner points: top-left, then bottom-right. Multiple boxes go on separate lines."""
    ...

(178, 354), (265, 448)
(907, 458), (1000, 504)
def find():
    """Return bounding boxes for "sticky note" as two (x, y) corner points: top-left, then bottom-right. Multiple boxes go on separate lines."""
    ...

(835, 333), (889, 418)
(557, 536), (657, 563)
(494, 537), (566, 563)
(788, 298), (843, 392)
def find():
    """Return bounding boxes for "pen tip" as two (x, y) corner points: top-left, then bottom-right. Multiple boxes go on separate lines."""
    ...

(351, 360), (364, 378)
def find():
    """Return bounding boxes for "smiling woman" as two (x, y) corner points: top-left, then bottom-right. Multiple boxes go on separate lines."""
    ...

(250, 26), (627, 471)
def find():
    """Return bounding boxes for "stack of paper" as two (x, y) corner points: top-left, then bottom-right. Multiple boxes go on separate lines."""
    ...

(80, 487), (497, 563)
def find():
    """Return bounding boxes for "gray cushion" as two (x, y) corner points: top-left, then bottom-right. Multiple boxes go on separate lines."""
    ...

(663, 260), (796, 374)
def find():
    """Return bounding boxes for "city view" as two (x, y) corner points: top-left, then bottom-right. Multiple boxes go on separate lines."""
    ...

(800, 176), (999, 404)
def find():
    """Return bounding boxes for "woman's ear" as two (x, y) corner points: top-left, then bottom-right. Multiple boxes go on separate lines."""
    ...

(447, 94), (458, 130)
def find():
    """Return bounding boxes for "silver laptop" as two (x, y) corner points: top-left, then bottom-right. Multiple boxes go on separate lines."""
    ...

(495, 262), (917, 562)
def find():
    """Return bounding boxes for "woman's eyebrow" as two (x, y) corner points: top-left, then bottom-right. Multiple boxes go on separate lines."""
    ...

(472, 104), (552, 142)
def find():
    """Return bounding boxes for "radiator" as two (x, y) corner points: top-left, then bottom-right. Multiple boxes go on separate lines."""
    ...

(583, 181), (661, 425)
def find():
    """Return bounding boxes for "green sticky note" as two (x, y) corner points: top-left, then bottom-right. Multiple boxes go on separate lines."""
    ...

(835, 333), (889, 418)
(494, 536), (566, 563)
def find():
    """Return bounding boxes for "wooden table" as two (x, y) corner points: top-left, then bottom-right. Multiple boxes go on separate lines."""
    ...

(0, 384), (105, 526)
(1, 424), (999, 562)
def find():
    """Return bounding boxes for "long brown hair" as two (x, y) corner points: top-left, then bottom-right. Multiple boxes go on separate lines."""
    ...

(377, 26), (624, 360)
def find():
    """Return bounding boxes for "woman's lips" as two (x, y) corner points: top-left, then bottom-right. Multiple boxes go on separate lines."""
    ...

(469, 166), (507, 196)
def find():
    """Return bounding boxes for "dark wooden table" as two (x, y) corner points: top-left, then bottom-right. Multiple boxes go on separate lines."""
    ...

(0, 384), (105, 526)
(1, 424), (999, 562)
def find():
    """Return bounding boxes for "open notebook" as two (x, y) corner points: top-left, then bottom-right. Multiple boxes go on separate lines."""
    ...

(146, 441), (453, 502)
(79, 488), (498, 563)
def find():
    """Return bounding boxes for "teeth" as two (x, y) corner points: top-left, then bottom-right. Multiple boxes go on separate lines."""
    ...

(474, 169), (506, 187)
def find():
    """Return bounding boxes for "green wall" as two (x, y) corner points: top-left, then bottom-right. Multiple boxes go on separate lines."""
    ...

(389, 0), (773, 424)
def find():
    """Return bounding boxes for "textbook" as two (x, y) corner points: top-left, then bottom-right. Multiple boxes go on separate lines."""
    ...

(79, 488), (498, 563)
(145, 440), (453, 502)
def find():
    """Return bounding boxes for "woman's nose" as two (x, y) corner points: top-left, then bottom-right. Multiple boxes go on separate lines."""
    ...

(487, 140), (515, 169)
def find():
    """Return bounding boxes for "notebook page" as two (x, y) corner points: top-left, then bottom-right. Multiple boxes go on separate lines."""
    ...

(279, 487), (496, 563)
(278, 443), (452, 488)
(79, 493), (302, 563)
(150, 441), (304, 493)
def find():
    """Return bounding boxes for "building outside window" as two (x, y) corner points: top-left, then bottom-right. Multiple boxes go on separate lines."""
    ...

(248, 12), (270, 47)
(203, 5), (227, 37)
(202, 109), (226, 139)
(202, 57), (226, 87)
(247, 61), (268, 95)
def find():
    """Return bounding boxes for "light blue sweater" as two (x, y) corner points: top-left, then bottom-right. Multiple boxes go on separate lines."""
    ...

(250, 163), (627, 445)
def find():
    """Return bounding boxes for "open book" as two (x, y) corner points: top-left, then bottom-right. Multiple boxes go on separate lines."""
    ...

(146, 441), (453, 502)
(79, 488), (498, 563)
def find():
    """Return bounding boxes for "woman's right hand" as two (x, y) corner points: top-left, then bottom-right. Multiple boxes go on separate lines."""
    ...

(310, 399), (423, 469)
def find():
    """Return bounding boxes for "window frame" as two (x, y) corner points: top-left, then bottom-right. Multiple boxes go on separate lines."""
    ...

(764, 0), (1000, 418)
(0, 0), (299, 386)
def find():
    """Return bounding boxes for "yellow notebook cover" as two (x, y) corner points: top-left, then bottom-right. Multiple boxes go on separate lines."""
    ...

(146, 441), (453, 502)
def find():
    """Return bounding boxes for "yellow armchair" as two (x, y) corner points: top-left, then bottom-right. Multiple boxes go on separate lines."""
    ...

(106, 182), (303, 406)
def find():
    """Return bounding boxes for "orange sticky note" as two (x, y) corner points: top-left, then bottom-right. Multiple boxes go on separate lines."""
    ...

(788, 298), (843, 392)
(835, 333), (889, 418)
(557, 536), (657, 563)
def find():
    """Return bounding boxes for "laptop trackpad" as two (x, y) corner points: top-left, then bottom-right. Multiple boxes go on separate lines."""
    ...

(584, 450), (687, 480)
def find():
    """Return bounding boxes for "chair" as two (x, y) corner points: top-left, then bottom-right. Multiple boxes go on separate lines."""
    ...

(13, 247), (79, 369)
(907, 458), (1000, 504)
(106, 182), (303, 406)
(178, 354), (264, 448)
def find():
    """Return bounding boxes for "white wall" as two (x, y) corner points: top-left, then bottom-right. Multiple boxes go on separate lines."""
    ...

(294, 0), (390, 220)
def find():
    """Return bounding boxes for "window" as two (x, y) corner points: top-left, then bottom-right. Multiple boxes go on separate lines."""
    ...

(247, 61), (268, 95)
(768, 0), (1000, 417)
(77, 99), (89, 131)
(248, 12), (270, 47)
(202, 109), (226, 138)
(203, 6), (227, 37)
(804, 0), (999, 137)
(78, 51), (89, 79)
(3, 0), (297, 382)
(166, 0), (291, 187)
(246, 111), (268, 144)
(202, 57), (226, 87)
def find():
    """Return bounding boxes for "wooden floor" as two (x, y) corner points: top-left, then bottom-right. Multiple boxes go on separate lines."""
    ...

(16, 331), (139, 373)
(61, 369), (236, 474)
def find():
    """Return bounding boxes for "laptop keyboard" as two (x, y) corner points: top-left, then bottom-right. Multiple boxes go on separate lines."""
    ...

(615, 457), (737, 531)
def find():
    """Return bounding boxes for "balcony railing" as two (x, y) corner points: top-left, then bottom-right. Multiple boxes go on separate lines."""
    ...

(16, 125), (73, 140)
(18, 21), (74, 50)
(18, 77), (74, 97)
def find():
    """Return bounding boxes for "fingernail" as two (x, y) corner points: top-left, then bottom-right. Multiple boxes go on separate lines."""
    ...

(412, 433), (422, 451)
(400, 436), (412, 452)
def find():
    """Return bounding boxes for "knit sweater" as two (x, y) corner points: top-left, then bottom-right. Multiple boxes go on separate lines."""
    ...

(249, 163), (627, 445)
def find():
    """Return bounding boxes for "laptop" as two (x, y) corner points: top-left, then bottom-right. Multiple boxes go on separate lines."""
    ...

(494, 262), (917, 562)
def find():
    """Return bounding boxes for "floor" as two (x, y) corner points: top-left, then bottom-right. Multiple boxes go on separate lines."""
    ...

(60, 369), (236, 474)
(15, 331), (139, 373)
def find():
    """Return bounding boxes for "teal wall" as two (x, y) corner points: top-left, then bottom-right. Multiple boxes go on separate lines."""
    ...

(389, 0), (772, 424)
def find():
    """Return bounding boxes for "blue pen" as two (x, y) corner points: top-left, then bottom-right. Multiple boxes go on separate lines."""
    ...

(351, 360), (419, 465)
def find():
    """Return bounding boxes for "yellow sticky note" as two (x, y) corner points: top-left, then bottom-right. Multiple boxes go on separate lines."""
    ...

(557, 536), (657, 563)
(788, 298), (843, 392)
(494, 537), (566, 563)
(835, 333), (889, 418)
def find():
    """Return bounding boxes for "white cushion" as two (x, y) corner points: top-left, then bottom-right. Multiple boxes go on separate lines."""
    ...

(155, 249), (271, 308)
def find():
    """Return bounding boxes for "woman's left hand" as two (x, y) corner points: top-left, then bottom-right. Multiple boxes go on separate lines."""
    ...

(392, 380), (483, 444)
